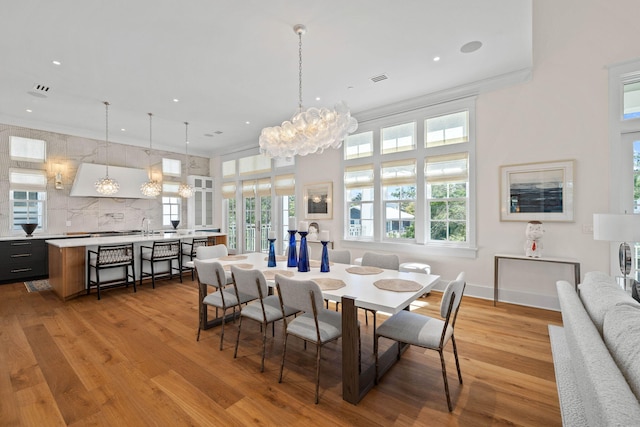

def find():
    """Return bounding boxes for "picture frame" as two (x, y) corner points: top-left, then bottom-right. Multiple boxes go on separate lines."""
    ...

(304, 181), (333, 220)
(500, 160), (574, 222)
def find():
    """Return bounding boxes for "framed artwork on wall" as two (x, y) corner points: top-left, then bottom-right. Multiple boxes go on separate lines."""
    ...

(500, 160), (574, 222)
(304, 181), (332, 220)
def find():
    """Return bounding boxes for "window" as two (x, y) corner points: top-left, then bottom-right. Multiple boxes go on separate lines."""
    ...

(10, 136), (46, 162)
(426, 153), (468, 242)
(381, 160), (416, 239)
(275, 174), (296, 243)
(9, 168), (47, 231)
(162, 196), (181, 226)
(345, 164), (374, 239)
(624, 80), (640, 120)
(162, 158), (181, 177)
(221, 182), (238, 251)
(343, 98), (475, 254)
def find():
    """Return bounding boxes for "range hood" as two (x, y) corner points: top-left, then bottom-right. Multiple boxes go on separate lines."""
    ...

(70, 163), (154, 198)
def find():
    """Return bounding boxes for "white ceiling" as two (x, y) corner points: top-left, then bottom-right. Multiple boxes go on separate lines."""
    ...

(0, 1), (531, 158)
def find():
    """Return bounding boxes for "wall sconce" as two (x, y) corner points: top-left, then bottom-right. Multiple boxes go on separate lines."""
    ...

(54, 163), (64, 190)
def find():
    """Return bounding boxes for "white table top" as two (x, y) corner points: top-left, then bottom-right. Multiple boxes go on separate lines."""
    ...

(196, 252), (440, 314)
(46, 231), (226, 248)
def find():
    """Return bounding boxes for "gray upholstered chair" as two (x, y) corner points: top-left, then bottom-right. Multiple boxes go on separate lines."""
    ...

(195, 260), (255, 350)
(231, 266), (299, 372)
(328, 249), (351, 265)
(374, 272), (466, 412)
(360, 252), (400, 328)
(275, 274), (344, 404)
(196, 243), (228, 260)
(182, 237), (209, 280)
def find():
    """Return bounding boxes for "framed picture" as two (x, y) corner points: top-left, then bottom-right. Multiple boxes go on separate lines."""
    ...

(500, 160), (574, 222)
(304, 182), (332, 220)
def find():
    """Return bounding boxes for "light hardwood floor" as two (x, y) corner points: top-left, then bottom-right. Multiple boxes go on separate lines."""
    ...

(0, 276), (563, 426)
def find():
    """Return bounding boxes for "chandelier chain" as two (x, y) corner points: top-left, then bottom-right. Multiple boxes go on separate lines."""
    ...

(298, 29), (303, 112)
(104, 101), (110, 176)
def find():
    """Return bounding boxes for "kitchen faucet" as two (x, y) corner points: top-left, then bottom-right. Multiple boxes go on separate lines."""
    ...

(141, 217), (150, 235)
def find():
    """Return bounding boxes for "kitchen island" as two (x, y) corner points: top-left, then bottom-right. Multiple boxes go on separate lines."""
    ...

(46, 231), (226, 301)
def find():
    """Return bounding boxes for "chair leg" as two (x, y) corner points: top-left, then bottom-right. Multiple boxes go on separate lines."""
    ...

(315, 343), (321, 404)
(374, 334), (380, 384)
(452, 335), (463, 384)
(279, 333), (288, 383)
(131, 263), (137, 293)
(439, 349), (453, 412)
(96, 268), (101, 300)
(219, 309), (226, 350)
(151, 260), (156, 288)
(261, 321), (268, 372)
(234, 315), (243, 359)
(197, 326), (201, 341)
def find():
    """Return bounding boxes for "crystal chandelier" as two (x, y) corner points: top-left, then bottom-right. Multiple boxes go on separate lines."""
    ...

(178, 121), (194, 198)
(259, 24), (358, 159)
(95, 101), (119, 195)
(140, 112), (162, 197)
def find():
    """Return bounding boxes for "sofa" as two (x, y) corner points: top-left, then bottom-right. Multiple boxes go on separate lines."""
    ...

(551, 271), (640, 426)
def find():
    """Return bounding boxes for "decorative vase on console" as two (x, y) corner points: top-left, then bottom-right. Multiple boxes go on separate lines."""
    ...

(297, 221), (310, 272)
(287, 216), (297, 268)
(524, 220), (544, 258)
(267, 230), (277, 267)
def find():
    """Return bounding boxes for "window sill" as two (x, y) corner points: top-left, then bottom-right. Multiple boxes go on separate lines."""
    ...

(340, 239), (477, 259)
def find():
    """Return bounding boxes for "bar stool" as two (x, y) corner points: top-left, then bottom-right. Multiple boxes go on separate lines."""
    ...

(139, 240), (182, 288)
(182, 237), (209, 280)
(87, 243), (136, 300)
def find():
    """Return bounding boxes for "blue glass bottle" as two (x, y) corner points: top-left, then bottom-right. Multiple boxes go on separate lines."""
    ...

(287, 230), (297, 267)
(297, 231), (310, 272)
(268, 238), (277, 267)
(320, 240), (330, 272)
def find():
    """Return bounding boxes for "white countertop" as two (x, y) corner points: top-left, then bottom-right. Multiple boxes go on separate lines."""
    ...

(46, 231), (226, 248)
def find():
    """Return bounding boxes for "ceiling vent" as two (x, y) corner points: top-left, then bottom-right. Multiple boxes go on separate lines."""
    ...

(370, 74), (388, 83)
(27, 84), (51, 98)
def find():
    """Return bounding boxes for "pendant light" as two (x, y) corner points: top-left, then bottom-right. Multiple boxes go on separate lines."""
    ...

(177, 121), (194, 198)
(95, 101), (119, 195)
(140, 112), (162, 197)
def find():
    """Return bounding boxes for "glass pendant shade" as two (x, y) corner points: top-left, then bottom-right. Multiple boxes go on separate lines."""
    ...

(140, 112), (161, 197)
(259, 24), (358, 159)
(95, 101), (119, 195)
(178, 183), (195, 198)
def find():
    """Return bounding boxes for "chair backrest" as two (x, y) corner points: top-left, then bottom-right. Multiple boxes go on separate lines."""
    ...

(188, 237), (209, 255)
(196, 244), (228, 260)
(194, 259), (226, 289)
(440, 272), (466, 322)
(153, 240), (180, 257)
(328, 249), (351, 265)
(97, 243), (133, 265)
(361, 252), (399, 271)
(275, 274), (324, 314)
(231, 266), (268, 300)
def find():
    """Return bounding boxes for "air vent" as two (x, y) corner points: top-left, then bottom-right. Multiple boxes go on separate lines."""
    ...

(27, 84), (51, 98)
(370, 74), (388, 83)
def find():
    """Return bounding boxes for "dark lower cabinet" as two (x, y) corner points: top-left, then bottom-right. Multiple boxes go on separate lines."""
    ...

(0, 239), (48, 283)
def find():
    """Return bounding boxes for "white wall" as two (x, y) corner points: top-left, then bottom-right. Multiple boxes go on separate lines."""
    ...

(285, 0), (640, 310)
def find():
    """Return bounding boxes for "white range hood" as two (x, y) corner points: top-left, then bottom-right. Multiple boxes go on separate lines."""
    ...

(70, 163), (154, 198)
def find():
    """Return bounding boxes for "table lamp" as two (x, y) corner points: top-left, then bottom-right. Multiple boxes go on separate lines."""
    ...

(593, 213), (640, 288)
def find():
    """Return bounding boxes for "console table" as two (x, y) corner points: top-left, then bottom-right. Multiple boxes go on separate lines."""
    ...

(494, 253), (581, 306)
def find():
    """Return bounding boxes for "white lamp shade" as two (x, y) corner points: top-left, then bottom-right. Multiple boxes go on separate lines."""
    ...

(593, 213), (640, 242)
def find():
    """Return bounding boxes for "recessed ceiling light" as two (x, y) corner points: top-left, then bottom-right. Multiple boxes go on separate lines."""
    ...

(245, 121), (250, 125)
(120, 128), (126, 132)
(347, 86), (354, 90)
(460, 41), (483, 54)
(433, 56), (441, 62)
(173, 98), (179, 103)
(26, 109), (32, 113)
(52, 60), (61, 65)
(315, 97), (321, 101)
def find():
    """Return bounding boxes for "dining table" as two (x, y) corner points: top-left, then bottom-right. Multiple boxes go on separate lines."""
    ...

(190, 252), (440, 404)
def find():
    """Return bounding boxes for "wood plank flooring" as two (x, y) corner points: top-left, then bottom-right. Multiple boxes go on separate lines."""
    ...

(0, 277), (563, 426)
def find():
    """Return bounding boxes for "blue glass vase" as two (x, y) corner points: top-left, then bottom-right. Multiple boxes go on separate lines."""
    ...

(297, 231), (310, 272)
(268, 238), (276, 267)
(320, 240), (330, 272)
(287, 230), (297, 267)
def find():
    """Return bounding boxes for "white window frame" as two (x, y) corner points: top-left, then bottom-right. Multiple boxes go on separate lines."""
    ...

(162, 158), (181, 177)
(9, 168), (47, 232)
(342, 98), (477, 258)
(10, 136), (46, 162)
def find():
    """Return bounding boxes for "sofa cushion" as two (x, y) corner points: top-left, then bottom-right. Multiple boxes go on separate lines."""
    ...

(578, 273), (640, 334)
(603, 304), (640, 401)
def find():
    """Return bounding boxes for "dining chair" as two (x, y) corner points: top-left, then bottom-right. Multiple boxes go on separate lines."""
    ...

(361, 252), (400, 328)
(231, 266), (299, 372)
(196, 243), (228, 260)
(182, 237), (209, 280)
(275, 274), (344, 404)
(374, 272), (466, 412)
(328, 249), (351, 265)
(139, 240), (182, 288)
(195, 259), (255, 350)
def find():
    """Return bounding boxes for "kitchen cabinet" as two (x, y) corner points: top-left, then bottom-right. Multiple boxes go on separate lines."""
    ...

(0, 238), (48, 283)
(188, 175), (214, 229)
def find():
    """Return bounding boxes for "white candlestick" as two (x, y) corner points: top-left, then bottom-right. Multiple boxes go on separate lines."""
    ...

(268, 230), (276, 239)
(288, 217), (297, 230)
(319, 230), (330, 242)
(299, 221), (309, 232)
